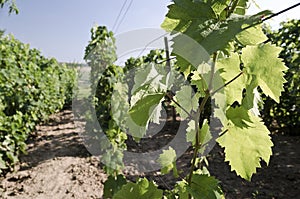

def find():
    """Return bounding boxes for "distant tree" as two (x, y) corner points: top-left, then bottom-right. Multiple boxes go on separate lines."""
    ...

(0, 0), (18, 14)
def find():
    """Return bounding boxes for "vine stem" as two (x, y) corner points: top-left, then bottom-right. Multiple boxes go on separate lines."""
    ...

(242, 3), (300, 32)
(211, 71), (244, 96)
(227, 0), (239, 18)
(187, 93), (210, 184)
(166, 92), (193, 119)
(186, 57), (243, 192)
(208, 53), (218, 93)
(187, 53), (218, 198)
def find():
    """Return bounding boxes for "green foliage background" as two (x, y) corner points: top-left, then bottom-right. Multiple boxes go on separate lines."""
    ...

(262, 19), (300, 134)
(84, 26), (127, 174)
(0, 34), (76, 173)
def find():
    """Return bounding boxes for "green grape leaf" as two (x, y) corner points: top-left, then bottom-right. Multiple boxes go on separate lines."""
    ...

(111, 82), (130, 130)
(199, 120), (212, 152)
(241, 78), (258, 110)
(190, 71), (206, 95)
(217, 107), (273, 180)
(103, 175), (127, 199)
(125, 118), (147, 141)
(186, 120), (197, 144)
(199, 15), (261, 55)
(161, 17), (182, 32)
(236, 24), (268, 45)
(234, 0), (249, 15)
(217, 53), (246, 105)
(213, 91), (232, 118)
(190, 63), (211, 96)
(129, 93), (164, 127)
(250, 87), (262, 116)
(181, 15), (265, 56)
(172, 85), (198, 119)
(211, 0), (230, 16)
(222, 41), (235, 56)
(131, 64), (157, 96)
(226, 106), (252, 128)
(102, 148), (124, 174)
(157, 147), (178, 177)
(162, 0), (216, 31)
(187, 174), (224, 199)
(113, 178), (163, 199)
(174, 181), (189, 199)
(208, 63), (228, 127)
(186, 120), (211, 151)
(163, 0), (270, 56)
(173, 54), (196, 79)
(242, 43), (288, 103)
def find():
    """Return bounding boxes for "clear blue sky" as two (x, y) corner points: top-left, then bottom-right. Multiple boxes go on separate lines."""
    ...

(0, 0), (299, 63)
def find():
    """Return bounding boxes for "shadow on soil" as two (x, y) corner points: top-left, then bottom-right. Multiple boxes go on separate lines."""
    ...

(19, 110), (90, 170)
(13, 107), (300, 198)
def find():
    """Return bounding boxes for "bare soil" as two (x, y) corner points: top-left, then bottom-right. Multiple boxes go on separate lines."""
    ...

(0, 107), (299, 199)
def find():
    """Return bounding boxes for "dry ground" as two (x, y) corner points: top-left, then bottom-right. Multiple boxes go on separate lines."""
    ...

(0, 108), (299, 199)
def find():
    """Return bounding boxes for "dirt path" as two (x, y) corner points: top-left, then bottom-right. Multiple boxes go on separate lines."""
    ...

(0, 109), (107, 199)
(0, 108), (299, 198)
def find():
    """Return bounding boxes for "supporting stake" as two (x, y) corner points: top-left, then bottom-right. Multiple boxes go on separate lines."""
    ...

(164, 37), (176, 122)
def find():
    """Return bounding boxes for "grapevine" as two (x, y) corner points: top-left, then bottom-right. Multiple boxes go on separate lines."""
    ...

(0, 33), (76, 174)
(80, 1), (289, 198)
(262, 19), (300, 133)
